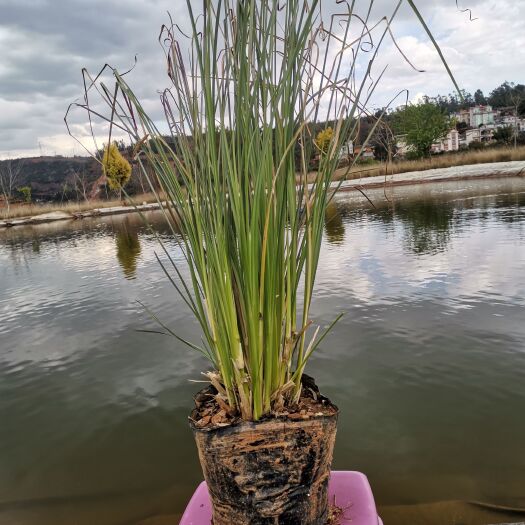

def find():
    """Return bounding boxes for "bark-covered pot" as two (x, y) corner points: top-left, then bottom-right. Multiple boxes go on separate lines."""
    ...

(189, 377), (338, 525)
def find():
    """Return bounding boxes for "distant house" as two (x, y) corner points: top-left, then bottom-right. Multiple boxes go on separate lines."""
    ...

(395, 135), (412, 156)
(454, 109), (471, 127)
(500, 114), (517, 126)
(459, 128), (477, 148)
(480, 125), (494, 142)
(446, 104), (525, 149)
(338, 139), (354, 160)
(337, 140), (374, 161)
(431, 129), (459, 153)
(461, 127), (492, 146)
(354, 145), (375, 159)
(496, 114), (525, 132)
(455, 105), (495, 127)
(469, 105), (495, 127)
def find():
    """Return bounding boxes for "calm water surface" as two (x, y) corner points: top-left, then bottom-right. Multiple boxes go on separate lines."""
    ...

(1, 178), (525, 524)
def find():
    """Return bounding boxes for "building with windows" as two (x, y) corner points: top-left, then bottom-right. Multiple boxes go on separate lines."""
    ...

(453, 109), (471, 126)
(338, 139), (354, 160)
(461, 128), (481, 147)
(431, 129), (459, 153)
(455, 105), (496, 127)
(469, 105), (495, 127)
(395, 135), (412, 156)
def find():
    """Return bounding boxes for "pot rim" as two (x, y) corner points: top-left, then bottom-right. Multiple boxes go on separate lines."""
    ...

(189, 407), (339, 433)
(189, 390), (339, 434)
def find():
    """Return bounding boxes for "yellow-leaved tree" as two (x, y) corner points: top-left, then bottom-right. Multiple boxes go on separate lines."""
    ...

(315, 127), (334, 156)
(102, 143), (132, 198)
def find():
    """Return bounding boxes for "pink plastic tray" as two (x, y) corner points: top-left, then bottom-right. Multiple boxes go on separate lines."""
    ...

(180, 470), (382, 524)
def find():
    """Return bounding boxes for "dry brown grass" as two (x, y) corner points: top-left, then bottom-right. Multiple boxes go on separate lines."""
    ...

(330, 145), (525, 183)
(1, 192), (161, 220)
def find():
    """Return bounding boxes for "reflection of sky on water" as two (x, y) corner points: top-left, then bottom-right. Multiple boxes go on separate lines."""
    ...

(320, 187), (525, 308)
(0, 177), (524, 524)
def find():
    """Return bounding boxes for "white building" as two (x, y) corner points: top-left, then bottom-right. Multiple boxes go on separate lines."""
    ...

(460, 126), (494, 146)
(354, 145), (375, 159)
(454, 109), (471, 126)
(461, 128), (481, 147)
(495, 116), (525, 133)
(455, 105), (495, 127)
(395, 135), (412, 156)
(469, 105), (495, 127)
(338, 139), (354, 160)
(434, 129), (460, 153)
(500, 115), (517, 126)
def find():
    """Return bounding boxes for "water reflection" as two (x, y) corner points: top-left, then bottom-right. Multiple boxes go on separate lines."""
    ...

(326, 196), (456, 255)
(115, 219), (142, 279)
(1, 177), (525, 525)
(31, 239), (41, 254)
(396, 201), (455, 255)
(324, 202), (345, 245)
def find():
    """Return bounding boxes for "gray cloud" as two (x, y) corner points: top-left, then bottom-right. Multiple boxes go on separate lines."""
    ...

(0, 0), (523, 157)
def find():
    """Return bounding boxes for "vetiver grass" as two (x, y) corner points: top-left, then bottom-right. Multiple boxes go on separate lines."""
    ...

(69, 0), (457, 420)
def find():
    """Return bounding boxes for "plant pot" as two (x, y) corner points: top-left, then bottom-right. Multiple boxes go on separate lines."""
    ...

(189, 376), (338, 525)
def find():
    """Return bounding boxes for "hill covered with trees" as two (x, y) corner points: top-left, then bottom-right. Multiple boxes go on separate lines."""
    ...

(421, 81), (525, 115)
(0, 151), (149, 204)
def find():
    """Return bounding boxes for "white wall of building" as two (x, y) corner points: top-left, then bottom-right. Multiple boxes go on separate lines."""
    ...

(470, 105), (495, 127)
(431, 129), (460, 153)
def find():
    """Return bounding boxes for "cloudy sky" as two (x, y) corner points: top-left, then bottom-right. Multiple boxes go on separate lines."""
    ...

(0, 0), (524, 159)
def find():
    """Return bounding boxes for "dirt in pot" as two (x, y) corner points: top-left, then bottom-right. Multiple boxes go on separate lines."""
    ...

(190, 374), (338, 429)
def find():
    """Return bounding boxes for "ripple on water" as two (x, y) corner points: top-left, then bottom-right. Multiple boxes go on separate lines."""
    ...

(1, 179), (525, 523)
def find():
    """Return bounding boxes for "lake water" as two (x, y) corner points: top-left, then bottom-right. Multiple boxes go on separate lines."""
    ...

(1, 177), (525, 525)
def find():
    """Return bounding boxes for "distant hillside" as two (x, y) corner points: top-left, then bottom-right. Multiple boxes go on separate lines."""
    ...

(0, 156), (100, 201)
(0, 154), (153, 202)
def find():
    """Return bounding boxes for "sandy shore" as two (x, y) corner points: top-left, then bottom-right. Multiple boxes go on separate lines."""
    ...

(0, 202), (162, 229)
(2, 160), (524, 230)
(334, 159), (525, 192)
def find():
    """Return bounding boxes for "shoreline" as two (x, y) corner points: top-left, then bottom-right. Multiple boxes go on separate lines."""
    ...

(334, 159), (525, 192)
(0, 201), (163, 229)
(2, 160), (524, 230)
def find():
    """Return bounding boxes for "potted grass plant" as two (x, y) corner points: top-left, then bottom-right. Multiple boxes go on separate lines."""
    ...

(68, 1), (458, 522)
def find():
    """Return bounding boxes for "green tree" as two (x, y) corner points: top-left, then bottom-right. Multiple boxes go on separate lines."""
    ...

(393, 103), (450, 158)
(102, 143), (132, 198)
(17, 186), (32, 203)
(474, 89), (487, 105)
(423, 90), (472, 113)
(488, 81), (525, 114)
(492, 126), (514, 146)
